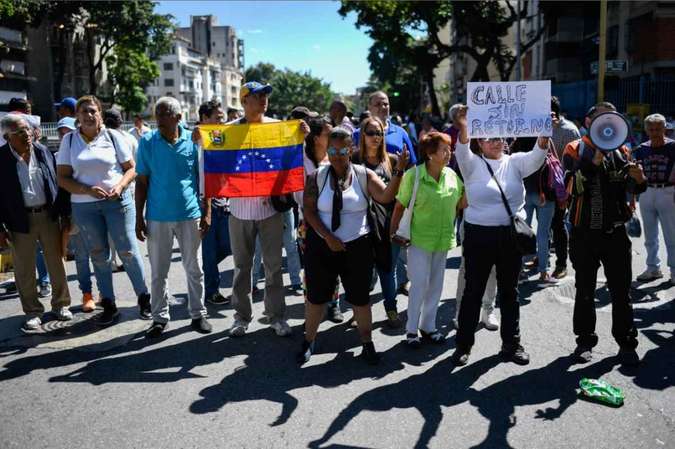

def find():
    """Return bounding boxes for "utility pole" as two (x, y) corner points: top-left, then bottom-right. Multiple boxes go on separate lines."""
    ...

(597, 0), (608, 102)
(515, 0), (522, 81)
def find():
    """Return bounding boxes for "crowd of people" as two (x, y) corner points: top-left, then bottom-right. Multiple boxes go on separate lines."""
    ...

(0, 81), (673, 369)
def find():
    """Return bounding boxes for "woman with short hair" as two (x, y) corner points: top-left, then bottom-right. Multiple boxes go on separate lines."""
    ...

(451, 106), (550, 366)
(390, 131), (465, 347)
(299, 127), (408, 365)
(56, 95), (150, 326)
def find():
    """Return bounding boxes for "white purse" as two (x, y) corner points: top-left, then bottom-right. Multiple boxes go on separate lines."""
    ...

(394, 166), (420, 240)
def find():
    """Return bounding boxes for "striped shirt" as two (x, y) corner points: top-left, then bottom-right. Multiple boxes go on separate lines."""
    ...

(227, 115), (280, 221)
(552, 118), (580, 160)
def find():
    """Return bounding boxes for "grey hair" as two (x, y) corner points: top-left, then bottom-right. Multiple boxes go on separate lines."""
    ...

(155, 96), (181, 116)
(1, 113), (28, 137)
(644, 113), (666, 127)
(449, 103), (465, 122)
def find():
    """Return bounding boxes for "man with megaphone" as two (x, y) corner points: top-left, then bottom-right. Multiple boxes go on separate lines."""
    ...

(562, 101), (647, 367)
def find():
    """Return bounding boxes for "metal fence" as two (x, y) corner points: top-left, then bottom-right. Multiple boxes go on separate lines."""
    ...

(553, 78), (675, 120)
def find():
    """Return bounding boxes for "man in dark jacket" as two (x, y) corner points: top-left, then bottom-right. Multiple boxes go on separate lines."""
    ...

(562, 102), (647, 366)
(0, 114), (72, 332)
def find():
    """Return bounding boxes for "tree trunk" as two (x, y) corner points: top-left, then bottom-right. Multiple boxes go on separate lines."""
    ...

(86, 30), (98, 96)
(424, 69), (441, 117)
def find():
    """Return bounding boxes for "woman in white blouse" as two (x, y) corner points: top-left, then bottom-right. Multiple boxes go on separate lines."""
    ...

(451, 106), (550, 367)
(56, 96), (150, 326)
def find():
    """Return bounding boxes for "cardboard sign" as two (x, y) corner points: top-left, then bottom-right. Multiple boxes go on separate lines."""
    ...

(467, 81), (552, 138)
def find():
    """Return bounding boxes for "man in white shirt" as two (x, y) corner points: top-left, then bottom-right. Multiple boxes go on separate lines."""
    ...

(226, 81), (294, 337)
(128, 114), (151, 143)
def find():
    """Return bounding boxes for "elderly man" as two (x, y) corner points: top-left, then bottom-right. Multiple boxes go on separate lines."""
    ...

(0, 114), (73, 332)
(353, 91), (417, 164)
(135, 97), (212, 338)
(633, 113), (675, 284)
(225, 81), (309, 338)
(563, 102), (647, 366)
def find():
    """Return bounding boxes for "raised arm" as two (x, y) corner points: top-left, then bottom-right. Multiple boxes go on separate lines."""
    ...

(511, 137), (550, 178)
(367, 146), (409, 204)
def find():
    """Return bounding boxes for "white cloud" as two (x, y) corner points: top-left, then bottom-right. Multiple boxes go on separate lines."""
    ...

(246, 29), (263, 34)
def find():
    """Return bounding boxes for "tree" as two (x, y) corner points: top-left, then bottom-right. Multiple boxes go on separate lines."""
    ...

(1, 0), (174, 110)
(107, 47), (159, 114)
(244, 62), (335, 118)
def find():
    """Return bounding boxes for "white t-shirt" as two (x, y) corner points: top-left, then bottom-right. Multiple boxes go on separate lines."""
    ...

(317, 166), (370, 242)
(455, 140), (547, 226)
(56, 127), (133, 203)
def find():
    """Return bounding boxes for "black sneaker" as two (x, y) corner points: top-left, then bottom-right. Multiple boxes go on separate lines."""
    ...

(500, 344), (530, 365)
(138, 293), (152, 320)
(572, 346), (593, 364)
(451, 347), (471, 366)
(360, 341), (380, 365)
(97, 298), (119, 326)
(326, 303), (344, 323)
(618, 348), (640, 367)
(191, 317), (213, 334)
(406, 333), (421, 348)
(146, 321), (167, 338)
(206, 292), (230, 306)
(297, 340), (315, 365)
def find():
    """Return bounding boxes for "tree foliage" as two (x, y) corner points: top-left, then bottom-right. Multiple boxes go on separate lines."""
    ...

(0, 0), (174, 112)
(244, 63), (335, 118)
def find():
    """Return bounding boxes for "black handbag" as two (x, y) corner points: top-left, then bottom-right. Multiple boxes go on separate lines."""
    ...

(482, 158), (537, 255)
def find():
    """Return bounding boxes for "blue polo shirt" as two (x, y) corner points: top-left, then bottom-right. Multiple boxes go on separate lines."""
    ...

(353, 120), (417, 165)
(136, 128), (202, 222)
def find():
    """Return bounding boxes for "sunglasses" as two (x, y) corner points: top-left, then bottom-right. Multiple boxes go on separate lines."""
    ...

(327, 147), (350, 157)
(364, 130), (383, 137)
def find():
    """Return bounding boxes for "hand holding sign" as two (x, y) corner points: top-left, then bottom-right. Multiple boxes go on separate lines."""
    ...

(467, 81), (552, 139)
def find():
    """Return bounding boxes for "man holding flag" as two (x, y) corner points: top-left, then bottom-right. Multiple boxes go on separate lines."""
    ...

(200, 81), (309, 338)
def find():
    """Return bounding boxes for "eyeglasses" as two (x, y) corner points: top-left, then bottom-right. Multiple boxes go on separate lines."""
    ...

(327, 147), (350, 157)
(9, 128), (30, 137)
(364, 130), (383, 137)
(479, 138), (504, 143)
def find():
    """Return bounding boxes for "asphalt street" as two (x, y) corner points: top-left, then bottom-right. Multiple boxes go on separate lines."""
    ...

(0, 210), (672, 449)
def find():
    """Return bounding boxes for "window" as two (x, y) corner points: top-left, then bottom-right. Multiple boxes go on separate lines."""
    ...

(163, 62), (173, 70)
(164, 78), (174, 87)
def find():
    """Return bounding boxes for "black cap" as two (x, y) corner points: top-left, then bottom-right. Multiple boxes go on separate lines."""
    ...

(291, 106), (319, 120)
(103, 108), (123, 128)
(9, 97), (29, 113)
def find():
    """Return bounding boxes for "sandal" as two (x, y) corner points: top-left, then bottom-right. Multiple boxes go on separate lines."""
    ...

(420, 329), (445, 344)
(406, 333), (421, 348)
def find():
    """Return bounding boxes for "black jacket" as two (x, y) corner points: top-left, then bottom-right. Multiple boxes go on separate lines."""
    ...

(0, 142), (71, 233)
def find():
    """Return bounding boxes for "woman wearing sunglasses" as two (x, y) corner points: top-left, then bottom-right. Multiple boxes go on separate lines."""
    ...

(299, 127), (408, 365)
(451, 106), (550, 366)
(352, 117), (404, 328)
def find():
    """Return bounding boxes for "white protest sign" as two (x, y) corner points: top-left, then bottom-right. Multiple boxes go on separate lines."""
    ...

(467, 80), (552, 138)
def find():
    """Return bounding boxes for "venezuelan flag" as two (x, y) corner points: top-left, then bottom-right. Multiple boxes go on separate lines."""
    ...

(199, 120), (305, 198)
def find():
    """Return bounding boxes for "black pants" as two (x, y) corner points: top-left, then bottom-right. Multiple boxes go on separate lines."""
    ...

(552, 206), (568, 270)
(456, 223), (522, 350)
(569, 226), (638, 350)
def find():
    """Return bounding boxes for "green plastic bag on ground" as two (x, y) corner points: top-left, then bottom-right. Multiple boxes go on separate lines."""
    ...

(579, 378), (624, 406)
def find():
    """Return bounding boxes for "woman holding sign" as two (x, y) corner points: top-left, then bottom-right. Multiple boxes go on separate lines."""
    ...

(451, 105), (550, 366)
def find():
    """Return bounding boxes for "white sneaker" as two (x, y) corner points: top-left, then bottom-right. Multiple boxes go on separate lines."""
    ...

(22, 316), (42, 333)
(53, 307), (73, 321)
(270, 319), (292, 337)
(480, 308), (499, 331)
(636, 269), (663, 282)
(38, 283), (52, 298)
(229, 318), (249, 337)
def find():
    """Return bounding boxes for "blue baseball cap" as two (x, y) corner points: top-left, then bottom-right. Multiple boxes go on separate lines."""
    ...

(57, 117), (76, 130)
(240, 81), (272, 100)
(54, 97), (77, 111)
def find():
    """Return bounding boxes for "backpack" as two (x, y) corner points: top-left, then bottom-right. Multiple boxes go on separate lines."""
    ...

(316, 164), (392, 273)
(543, 150), (568, 203)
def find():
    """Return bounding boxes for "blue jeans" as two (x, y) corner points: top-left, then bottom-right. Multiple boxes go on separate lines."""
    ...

(72, 191), (148, 302)
(524, 192), (556, 273)
(253, 209), (301, 286)
(70, 230), (93, 294)
(36, 244), (49, 286)
(378, 242), (401, 311)
(202, 205), (232, 297)
(639, 186), (675, 277)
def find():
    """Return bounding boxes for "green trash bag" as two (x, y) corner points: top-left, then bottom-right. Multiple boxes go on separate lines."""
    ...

(579, 378), (624, 406)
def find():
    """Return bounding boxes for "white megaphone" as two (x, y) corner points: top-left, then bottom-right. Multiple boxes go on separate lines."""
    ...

(588, 111), (630, 152)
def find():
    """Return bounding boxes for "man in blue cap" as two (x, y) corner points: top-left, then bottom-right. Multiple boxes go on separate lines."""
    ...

(54, 97), (77, 120)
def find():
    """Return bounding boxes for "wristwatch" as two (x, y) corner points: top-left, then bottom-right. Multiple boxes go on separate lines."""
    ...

(393, 169), (404, 177)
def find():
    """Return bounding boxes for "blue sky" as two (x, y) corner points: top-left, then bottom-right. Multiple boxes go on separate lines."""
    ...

(155, 1), (373, 94)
